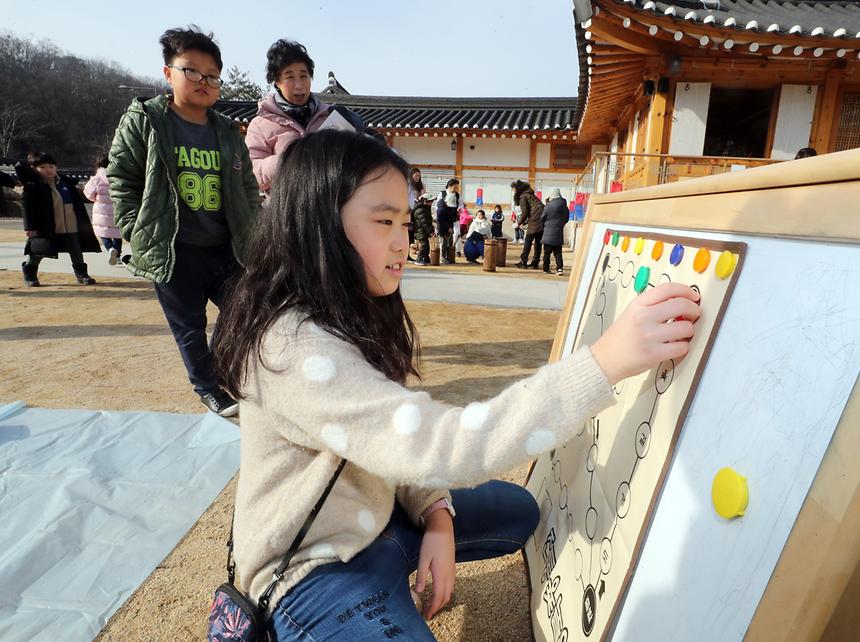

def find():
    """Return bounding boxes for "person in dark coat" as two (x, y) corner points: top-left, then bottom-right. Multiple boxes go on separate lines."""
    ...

(511, 180), (544, 269)
(18, 153), (100, 286)
(436, 179), (459, 263)
(412, 193), (435, 265)
(540, 188), (568, 275)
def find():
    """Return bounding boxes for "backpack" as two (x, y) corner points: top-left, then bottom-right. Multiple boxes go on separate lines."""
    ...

(435, 191), (447, 216)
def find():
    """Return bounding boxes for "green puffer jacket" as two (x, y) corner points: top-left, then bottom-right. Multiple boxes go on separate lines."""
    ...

(107, 94), (260, 283)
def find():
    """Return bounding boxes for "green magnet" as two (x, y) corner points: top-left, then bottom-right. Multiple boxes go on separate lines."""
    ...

(634, 266), (650, 293)
(611, 232), (620, 246)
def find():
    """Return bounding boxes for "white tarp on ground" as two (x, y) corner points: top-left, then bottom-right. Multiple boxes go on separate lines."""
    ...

(0, 402), (240, 642)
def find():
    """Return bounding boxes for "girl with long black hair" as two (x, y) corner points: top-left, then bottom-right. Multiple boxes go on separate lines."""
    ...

(213, 129), (700, 640)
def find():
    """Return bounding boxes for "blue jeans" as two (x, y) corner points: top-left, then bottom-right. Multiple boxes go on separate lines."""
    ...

(269, 480), (539, 641)
(101, 237), (122, 253)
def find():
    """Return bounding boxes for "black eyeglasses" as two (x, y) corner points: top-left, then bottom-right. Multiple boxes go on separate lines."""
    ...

(167, 65), (223, 88)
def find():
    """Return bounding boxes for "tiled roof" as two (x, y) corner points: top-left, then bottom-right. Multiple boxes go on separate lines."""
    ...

(214, 95), (578, 132)
(610, 0), (860, 39)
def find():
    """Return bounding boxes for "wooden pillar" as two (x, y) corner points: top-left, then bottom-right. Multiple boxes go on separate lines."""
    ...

(454, 134), (463, 182)
(811, 68), (843, 153)
(528, 138), (537, 186)
(643, 83), (668, 186)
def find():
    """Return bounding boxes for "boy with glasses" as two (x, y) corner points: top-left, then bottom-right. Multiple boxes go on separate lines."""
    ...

(107, 26), (259, 417)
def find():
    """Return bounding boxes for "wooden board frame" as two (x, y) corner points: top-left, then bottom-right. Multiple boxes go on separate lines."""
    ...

(530, 147), (860, 642)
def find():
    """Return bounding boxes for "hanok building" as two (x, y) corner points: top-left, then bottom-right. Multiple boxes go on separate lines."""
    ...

(215, 75), (581, 212)
(570, 0), (860, 192)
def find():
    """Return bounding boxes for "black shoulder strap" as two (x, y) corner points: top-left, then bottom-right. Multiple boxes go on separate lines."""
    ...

(225, 458), (348, 612)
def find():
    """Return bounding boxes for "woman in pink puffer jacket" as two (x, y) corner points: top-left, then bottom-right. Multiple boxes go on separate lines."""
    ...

(245, 40), (364, 193)
(83, 157), (125, 265)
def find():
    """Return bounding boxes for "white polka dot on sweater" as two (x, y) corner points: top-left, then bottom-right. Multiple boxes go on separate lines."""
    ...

(302, 355), (336, 382)
(321, 424), (349, 454)
(460, 402), (490, 431)
(308, 542), (336, 559)
(357, 509), (376, 533)
(525, 430), (556, 455)
(392, 403), (422, 435)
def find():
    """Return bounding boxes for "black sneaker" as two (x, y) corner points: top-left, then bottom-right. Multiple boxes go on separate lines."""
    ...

(200, 389), (239, 417)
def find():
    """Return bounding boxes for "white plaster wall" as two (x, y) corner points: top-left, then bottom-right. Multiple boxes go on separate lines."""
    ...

(533, 173), (577, 202)
(461, 170), (520, 208)
(536, 143), (551, 168)
(462, 138), (530, 167)
(393, 136), (455, 166)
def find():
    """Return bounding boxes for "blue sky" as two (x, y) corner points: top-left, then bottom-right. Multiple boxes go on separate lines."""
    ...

(3, 0), (580, 97)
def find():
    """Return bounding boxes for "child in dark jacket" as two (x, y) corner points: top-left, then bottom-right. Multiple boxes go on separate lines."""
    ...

(490, 204), (504, 239)
(107, 26), (259, 417)
(19, 154), (101, 287)
(412, 194), (435, 265)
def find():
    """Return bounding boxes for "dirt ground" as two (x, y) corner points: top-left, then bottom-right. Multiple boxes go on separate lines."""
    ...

(0, 267), (562, 641)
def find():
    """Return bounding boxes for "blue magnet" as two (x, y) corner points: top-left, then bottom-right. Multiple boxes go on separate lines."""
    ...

(669, 243), (685, 266)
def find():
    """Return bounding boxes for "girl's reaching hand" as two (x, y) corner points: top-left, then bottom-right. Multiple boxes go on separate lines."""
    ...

(415, 510), (455, 620)
(590, 282), (701, 385)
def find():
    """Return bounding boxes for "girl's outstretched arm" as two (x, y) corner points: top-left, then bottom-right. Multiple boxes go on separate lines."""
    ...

(249, 284), (698, 491)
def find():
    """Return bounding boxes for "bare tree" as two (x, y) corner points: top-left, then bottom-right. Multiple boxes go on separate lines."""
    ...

(0, 102), (43, 157)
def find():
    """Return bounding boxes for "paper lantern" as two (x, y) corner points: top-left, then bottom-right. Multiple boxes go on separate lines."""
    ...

(476, 187), (484, 205)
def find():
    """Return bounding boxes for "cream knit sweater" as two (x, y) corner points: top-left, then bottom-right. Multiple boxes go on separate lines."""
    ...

(234, 310), (614, 612)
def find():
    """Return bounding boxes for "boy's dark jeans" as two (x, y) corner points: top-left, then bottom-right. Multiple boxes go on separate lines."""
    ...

(101, 237), (122, 253)
(153, 242), (237, 396)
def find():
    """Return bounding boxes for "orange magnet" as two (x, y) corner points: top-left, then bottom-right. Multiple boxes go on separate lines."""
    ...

(693, 247), (711, 273)
(633, 237), (645, 255)
(715, 251), (737, 280)
(651, 240), (664, 261)
(621, 236), (630, 252)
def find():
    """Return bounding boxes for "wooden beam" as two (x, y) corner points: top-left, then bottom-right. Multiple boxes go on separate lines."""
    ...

(528, 138), (537, 185)
(454, 134), (463, 182)
(606, 2), (860, 51)
(812, 68), (844, 153)
(587, 17), (666, 55)
(589, 53), (647, 65)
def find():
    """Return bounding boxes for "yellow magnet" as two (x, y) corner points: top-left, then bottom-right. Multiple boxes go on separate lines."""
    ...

(712, 467), (748, 519)
(621, 236), (630, 252)
(633, 237), (645, 255)
(715, 251), (738, 280)
(651, 240), (664, 261)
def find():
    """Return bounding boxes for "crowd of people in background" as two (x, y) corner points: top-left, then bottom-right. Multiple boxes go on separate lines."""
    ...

(1, 26), (575, 417)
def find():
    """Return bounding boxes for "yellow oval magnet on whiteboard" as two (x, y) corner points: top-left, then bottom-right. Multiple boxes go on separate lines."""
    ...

(715, 251), (738, 280)
(712, 467), (749, 519)
(633, 237), (645, 255)
(621, 236), (630, 252)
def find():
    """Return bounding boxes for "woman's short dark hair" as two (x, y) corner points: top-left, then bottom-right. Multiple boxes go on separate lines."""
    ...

(159, 26), (223, 71)
(214, 130), (418, 396)
(266, 40), (315, 84)
(96, 156), (109, 169)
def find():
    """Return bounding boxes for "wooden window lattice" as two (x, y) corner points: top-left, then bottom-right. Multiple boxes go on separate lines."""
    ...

(835, 92), (860, 152)
(552, 144), (588, 169)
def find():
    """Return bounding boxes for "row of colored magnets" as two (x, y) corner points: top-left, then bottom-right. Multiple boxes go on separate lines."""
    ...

(603, 231), (738, 280)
